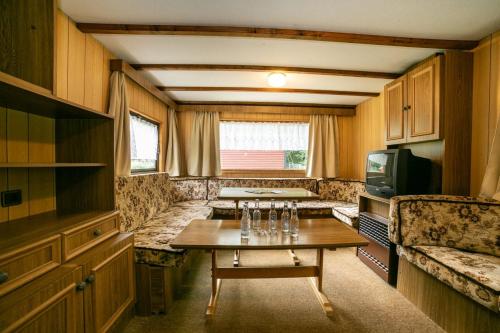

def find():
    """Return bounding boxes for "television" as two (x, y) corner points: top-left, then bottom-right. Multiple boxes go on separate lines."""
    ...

(365, 149), (431, 199)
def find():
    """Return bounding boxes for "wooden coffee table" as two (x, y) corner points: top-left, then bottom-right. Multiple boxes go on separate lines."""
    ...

(170, 218), (368, 318)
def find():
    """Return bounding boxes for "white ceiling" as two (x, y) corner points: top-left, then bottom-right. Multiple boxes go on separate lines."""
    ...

(60, 0), (500, 106)
(61, 0), (500, 39)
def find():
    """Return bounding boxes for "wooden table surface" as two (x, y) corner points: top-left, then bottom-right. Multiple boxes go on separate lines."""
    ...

(170, 219), (368, 250)
(217, 187), (319, 201)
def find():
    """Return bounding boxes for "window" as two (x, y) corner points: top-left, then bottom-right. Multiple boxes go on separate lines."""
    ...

(130, 113), (159, 172)
(220, 121), (309, 170)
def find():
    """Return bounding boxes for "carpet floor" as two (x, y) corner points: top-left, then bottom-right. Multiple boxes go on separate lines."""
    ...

(124, 248), (444, 333)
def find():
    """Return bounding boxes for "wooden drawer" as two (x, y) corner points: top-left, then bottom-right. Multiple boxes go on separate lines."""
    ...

(0, 235), (62, 297)
(62, 212), (119, 261)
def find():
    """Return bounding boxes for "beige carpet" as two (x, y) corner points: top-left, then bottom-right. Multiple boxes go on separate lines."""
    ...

(124, 248), (444, 333)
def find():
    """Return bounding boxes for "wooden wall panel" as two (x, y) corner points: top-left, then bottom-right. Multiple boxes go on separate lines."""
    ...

(337, 94), (385, 180)
(0, 110), (56, 222)
(66, 18), (85, 105)
(55, 9), (115, 113)
(470, 31), (500, 196)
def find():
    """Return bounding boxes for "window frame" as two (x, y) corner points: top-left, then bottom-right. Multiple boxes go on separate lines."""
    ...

(219, 120), (309, 173)
(130, 111), (160, 174)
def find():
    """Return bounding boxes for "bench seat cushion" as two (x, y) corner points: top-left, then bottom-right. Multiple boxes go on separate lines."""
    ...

(399, 245), (500, 313)
(172, 200), (209, 208)
(332, 203), (359, 228)
(208, 200), (340, 217)
(134, 206), (213, 267)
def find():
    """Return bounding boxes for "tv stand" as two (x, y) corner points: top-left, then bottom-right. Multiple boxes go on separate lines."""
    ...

(357, 192), (398, 286)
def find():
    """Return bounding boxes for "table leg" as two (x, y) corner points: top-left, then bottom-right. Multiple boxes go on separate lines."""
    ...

(233, 199), (241, 267)
(233, 249), (240, 267)
(207, 250), (222, 318)
(288, 249), (300, 266)
(308, 248), (334, 316)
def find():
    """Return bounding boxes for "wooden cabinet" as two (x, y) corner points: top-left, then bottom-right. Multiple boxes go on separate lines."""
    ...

(385, 76), (407, 144)
(385, 55), (443, 145)
(78, 236), (135, 333)
(0, 265), (84, 333)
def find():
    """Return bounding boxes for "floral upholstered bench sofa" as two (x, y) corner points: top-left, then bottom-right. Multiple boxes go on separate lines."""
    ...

(389, 195), (500, 331)
(115, 173), (213, 314)
(318, 178), (365, 228)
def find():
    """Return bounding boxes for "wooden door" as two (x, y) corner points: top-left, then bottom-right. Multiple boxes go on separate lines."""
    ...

(407, 56), (442, 143)
(384, 76), (407, 144)
(0, 266), (84, 333)
(85, 243), (135, 333)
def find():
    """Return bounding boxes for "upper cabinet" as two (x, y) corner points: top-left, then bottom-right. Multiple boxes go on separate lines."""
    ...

(385, 55), (443, 145)
(0, 0), (54, 91)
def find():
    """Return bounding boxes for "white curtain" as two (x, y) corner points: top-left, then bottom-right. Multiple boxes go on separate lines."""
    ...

(187, 112), (221, 176)
(107, 71), (130, 176)
(166, 108), (183, 176)
(306, 115), (339, 178)
(219, 122), (309, 150)
(480, 114), (500, 200)
(130, 114), (158, 170)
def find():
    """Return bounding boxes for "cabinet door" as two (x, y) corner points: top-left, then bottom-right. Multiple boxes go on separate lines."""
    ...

(407, 56), (442, 142)
(0, 266), (84, 333)
(384, 76), (407, 144)
(86, 243), (135, 333)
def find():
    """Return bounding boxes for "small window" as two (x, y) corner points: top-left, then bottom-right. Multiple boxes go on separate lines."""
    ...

(220, 121), (309, 170)
(130, 113), (159, 172)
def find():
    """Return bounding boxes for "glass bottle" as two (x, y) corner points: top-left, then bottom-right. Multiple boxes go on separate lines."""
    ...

(269, 199), (278, 234)
(240, 202), (250, 239)
(252, 199), (261, 233)
(281, 201), (290, 234)
(290, 201), (299, 239)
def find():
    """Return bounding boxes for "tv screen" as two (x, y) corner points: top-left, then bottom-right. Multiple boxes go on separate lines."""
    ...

(366, 153), (395, 189)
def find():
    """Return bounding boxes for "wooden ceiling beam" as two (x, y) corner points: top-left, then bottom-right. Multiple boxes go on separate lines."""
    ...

(77, 23), (478, 50)
(110, 59), (177, 108)
(131, 64), (399, 79)
(177, 103), (355, 116)
(158, 86), (378, 97)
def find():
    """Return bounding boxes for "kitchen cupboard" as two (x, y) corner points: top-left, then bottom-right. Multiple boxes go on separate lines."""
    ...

(385, 55), (443, 145)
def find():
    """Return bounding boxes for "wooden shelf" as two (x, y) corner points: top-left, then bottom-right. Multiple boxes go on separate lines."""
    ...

(0, 71), (113, 119)
(0, 210), (117, 252)
(0, 163), (107, 168)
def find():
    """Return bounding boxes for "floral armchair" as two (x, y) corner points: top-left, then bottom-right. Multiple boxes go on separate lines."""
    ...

(389, 195), (500, 313)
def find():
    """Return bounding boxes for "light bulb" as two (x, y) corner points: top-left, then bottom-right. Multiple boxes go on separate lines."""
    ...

(267, 72), (287, 87)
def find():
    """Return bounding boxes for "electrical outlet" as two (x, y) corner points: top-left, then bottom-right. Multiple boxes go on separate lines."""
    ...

(1, 190), (22, 207)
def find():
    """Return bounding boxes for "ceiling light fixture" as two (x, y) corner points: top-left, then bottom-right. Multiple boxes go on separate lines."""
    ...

(267, 72), (287, 87)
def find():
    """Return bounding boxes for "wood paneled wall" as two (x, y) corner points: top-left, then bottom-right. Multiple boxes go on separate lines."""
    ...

(127, 78), (169, 171)
(471, 32), (500, 196)
(55, 9), (114, 113)
(0, 109), (56, 222)
(337, 94), (385, 180)
(55, 9), (170, 172)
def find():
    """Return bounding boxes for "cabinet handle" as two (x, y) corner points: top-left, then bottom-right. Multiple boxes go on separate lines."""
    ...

(76, 282), (87, 291)
(406, 105), (411, 110)
(93, 228), (102, 237)
(85, 275), (95, 284)
(0, 272), (8, 284)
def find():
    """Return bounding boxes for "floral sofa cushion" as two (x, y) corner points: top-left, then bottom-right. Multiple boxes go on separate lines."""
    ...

(134, 206), (213, 267)
(389, 195), (500, 256)
(207, 177), (318, 200)
(318, 178), (365, 203)
(169, 177), (208, 202)
(208, 199), (336, 217)
(332, 203), (359, 228)
(115, 172), (171, 232)
(172, 200), (209, 208)
(398, 245), (500, 313)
